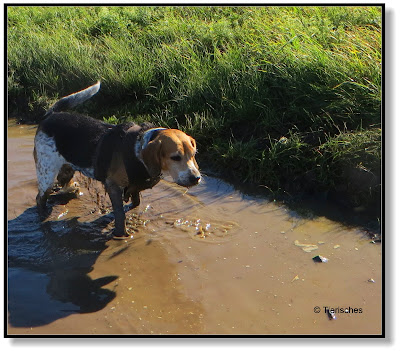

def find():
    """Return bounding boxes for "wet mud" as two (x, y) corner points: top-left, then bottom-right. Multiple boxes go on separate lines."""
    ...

(7, 122), (382, 335)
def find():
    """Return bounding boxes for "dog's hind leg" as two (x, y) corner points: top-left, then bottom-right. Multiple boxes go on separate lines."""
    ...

(34, 131), (66, 214)
(35, 162), (61, 213)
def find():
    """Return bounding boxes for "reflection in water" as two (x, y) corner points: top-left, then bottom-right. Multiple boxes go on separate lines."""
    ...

(8, 205), (117, 327)
(46, 269), (117, 313)
(8, 268), (117, 327)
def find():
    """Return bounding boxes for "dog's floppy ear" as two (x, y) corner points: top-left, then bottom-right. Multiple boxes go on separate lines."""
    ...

(141, 139), (162, 178)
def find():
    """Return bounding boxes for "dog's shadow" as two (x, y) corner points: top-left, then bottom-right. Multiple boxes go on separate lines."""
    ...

(7, 201), (120, 328)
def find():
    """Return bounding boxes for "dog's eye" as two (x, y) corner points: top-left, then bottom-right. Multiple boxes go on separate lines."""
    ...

(170, 155), (182, 161)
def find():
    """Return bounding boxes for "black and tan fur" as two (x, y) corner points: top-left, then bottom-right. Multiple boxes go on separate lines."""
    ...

(34, 82), (201, 237)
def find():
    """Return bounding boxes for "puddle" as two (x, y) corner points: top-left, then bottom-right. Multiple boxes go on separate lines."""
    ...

(7, 121), (382, 335)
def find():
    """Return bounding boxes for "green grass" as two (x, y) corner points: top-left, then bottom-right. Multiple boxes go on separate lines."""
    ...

(7, 5), (382, 212)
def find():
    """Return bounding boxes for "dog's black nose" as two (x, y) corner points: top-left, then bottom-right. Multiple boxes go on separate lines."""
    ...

(189, 174), (201, 185)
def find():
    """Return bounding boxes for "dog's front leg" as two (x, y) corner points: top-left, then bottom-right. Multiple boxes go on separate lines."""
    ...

(105, 179), (127, 237)
(123, 185), (140, 208)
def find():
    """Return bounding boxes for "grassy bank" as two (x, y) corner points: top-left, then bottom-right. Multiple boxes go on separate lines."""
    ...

(7, 6), (382, 215)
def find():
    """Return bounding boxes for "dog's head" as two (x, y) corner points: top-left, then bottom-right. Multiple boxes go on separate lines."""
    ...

(141, 129), (201, 187)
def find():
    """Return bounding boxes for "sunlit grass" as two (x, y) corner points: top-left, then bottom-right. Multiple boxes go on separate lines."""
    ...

(7, 5), (382, 208)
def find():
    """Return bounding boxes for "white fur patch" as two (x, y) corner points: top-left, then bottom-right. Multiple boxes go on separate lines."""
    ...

(35, 131), (67, 196)
(34, 130), (94, 196)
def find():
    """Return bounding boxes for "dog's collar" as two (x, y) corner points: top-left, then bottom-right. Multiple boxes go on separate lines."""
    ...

(135, 127), (166, 158)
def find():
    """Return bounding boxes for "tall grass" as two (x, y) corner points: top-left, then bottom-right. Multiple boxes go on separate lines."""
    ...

(7, 6), (382, 211)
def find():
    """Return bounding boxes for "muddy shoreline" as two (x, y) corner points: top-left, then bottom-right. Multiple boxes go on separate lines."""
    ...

(11, 111), (382, 225)
(7, 122), (382, 335)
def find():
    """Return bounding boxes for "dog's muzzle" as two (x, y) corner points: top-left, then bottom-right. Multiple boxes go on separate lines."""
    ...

(176, 170), (202, 187)
(188, 174), (201, 186)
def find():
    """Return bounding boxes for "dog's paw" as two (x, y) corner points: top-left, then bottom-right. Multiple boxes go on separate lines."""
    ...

(112, 230), (129, 240)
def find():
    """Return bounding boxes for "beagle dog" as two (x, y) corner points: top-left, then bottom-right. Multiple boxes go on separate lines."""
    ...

(34, 82), (201, 237)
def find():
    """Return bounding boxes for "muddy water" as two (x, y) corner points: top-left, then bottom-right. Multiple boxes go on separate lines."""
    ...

(7, 122), (382, 335)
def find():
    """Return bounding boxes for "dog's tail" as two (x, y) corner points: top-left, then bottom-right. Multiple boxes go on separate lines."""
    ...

(45, 81), (101, 116)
